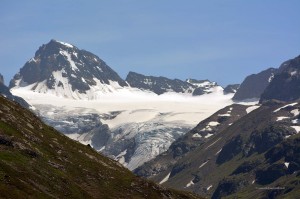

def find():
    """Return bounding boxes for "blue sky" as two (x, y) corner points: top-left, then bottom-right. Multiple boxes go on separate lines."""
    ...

(1, 0), (299, 86)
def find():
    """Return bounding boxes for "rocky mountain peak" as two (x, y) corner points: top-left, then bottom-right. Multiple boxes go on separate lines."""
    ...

(186, 78), (218, 95)
(260, 55), (300, 102)
(9, 40), (127, 98)
(232, 67), (278, 101)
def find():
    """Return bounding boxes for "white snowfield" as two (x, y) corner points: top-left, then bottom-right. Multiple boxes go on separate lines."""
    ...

(11, 85), (234, 169)
(12, 84), (233, 127)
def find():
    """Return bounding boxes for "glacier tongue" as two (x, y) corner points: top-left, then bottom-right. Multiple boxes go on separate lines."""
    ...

(106, 119), (192, 170)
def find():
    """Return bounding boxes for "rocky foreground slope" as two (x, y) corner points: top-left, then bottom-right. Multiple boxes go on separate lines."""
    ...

(136, 100), (300, 198)
(134, 54), (300, 198)
(0, 95), (200, 199)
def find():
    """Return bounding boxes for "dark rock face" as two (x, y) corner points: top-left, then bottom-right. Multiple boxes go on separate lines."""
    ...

(216, 124), (293, 165)
(170, 162), (191, 178)
(223, 84), (240, 94)
(216, 135), (243, 165)
(0, 134), (13, 147)
(233, 68), (277, 101)
(212, 177), (248, 199)
(192, 88), (205, 96)
(231, 160), (261, 175)
(126, 72), (194, 95)
(243, 125), (292, 156)
(90, 124), (111, 149)
(256, 164), (288, 185)
(9, 40), (127, 93)
(260, 55), (300, 102)
(170, 140), (196, 159)
(265, 138), (300, 173)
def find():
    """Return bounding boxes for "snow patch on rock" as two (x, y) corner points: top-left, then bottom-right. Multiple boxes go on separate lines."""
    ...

(199, 160), (209, 168)
(246, 105), (260, 114)
(291, 109), (299, 117)
(159, 172), (171, 184)
(192, 133), (202, 138)
(291, 126), (300, 133)
(276, 116), (289, 121)
(284, 162), (290, 168)
(185, 180), (194, 188)
(207, 185), (213, 191)
(274, 103), (298, 113)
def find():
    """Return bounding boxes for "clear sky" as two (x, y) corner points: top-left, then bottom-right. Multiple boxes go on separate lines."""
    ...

(1, 0), (299, 86)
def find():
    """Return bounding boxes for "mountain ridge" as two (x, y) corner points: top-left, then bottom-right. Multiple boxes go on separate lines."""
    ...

(10, 40), (225, 99)
(126, 71), (220, 95)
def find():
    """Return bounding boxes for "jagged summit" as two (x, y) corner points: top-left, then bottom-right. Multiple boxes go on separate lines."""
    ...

(186, 78), (217, 86)
(126, 72), (221, 95)
(126, 71), (194, 95)
(186, 78), (218, 95)
(260, 55), (300, 102)
(9, 39), (127, 99)
(51, 39), (75, 48)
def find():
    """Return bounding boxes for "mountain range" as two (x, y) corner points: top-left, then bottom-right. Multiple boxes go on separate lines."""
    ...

(125, 71), (219, 96)
(134, 55), (300, 198)
(9, 40), (234, 171)
(2, 39), (300, 198)
(9, 39), (223, 98)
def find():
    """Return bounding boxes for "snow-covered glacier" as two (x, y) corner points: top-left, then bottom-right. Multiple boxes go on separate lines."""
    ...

(12, 86), (233, 170)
